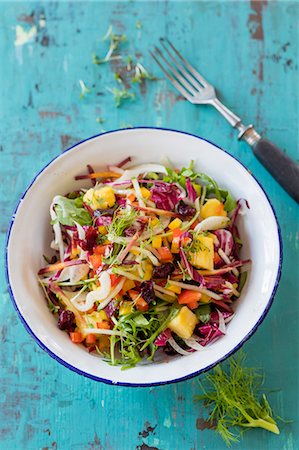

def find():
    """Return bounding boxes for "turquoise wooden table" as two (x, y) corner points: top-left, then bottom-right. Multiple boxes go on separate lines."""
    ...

(1, 1), (298, 449)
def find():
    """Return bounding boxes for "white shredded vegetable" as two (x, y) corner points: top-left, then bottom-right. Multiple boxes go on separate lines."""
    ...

(97, 278), (125, 311)
(83, 328), (123, 336)
(74, 221), (88, 261)
(107, 164), (124, 174)
(85, 271), (111, 302)
(217, 309), (226, 334)
(132, 246), (160, 266)
(183, 336), (205, 351)
(218, 248), (239, 277)
(194, 216), (230, 233)
(224, 281), (240, 297)
(132, 178), (145, 209)
(168, 337), (190, 356)
(167, 280), (222, 300)
(58, 264), (90, 283)
(50, 200), (64, 261)
(116, 164), (167, 182)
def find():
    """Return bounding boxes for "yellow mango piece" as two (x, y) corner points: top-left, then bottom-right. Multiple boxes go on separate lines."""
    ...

(140, 187), (151, 199)
(171, 238), (180, 254)
(189, 235), (214, 271)
(83, 186), (116, 210)
(201, 198), (227, 219)
(168, 306), (199, 339)
(84, 311), (108, 328)
(193, 183), (201, 196)
(168, 218), (183, 230)
(152, 235), (162, 249)
(129, 248), (140, 255)
(119, 301), (133, 316)
(167, 232), (173, 243)
(199, 293), (211, 304)
(143, 261), (153, 280)
(166, 284), (182, 294)
(122, 279), (136, 293)
(98, 226), (108, 235)
(150, 217), (159, 227)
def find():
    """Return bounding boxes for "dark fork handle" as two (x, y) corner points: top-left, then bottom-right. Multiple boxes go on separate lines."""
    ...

(252, 139), (299, 203)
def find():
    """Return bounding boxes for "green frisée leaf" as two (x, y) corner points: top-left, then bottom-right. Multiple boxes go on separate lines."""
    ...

(107, 208), (137, 239)
(238, 271), (248, 293)
(54, 195), (92, 226)
(195, 353), (281, 446)
(222, 190), (237, 212)
(163, 160), (237, 206)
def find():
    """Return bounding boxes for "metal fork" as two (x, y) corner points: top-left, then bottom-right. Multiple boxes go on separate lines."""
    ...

(150, 38), (299, 203)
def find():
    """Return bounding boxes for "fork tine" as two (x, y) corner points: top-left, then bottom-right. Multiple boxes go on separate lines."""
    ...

(149, 50), (194, 102)
(161, 37), (209, 88)
(153, 46), (198, 96)
(159, 38), (203, 92)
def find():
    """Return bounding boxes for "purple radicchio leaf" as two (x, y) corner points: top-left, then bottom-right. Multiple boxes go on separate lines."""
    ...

(154, 328), (172, 347)
(150, 182), (181, 211)
(185, 177), (197, 202)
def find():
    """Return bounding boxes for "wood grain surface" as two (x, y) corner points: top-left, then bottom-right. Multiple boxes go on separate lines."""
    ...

(0, 1), (298, 449)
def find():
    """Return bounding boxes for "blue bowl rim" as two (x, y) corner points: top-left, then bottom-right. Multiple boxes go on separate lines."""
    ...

(5, 126), (283, 387)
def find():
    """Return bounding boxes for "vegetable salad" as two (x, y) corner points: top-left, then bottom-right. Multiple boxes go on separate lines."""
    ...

(38, 158), (250, 368)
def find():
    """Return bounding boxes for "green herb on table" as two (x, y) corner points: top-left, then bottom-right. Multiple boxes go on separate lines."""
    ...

(120, 122), (133, 129)
(107, 87), (135, 107)
(79, 79), (91, 99)
(135, 20), (142, 29)
(195, 353), (280, 446)
(114, 72), (123, 84)
(131, 62), (156, 83)
(95, 117), (105, 124)
(93, 25), (126, 64)
(125, 55), (133, 71)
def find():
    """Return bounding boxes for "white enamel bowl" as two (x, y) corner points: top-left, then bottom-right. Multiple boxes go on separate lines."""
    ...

(6, 128), (282, 386)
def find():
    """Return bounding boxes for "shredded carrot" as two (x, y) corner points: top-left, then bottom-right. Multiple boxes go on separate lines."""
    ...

(214, 251), (222, 265)
(187, 301), (199, 310)
(96, 321), (112, 330)
(38, 259), (84, 275)
(110, 274), (121, 287)
(70, 332), (84, 343)
(127, 193), (136, 202)
(94, 245), (107, 255)
(178, 290), (202, 304)
(75, 171), (121, 180)
(90, 254), (102, 271)
(85, 333), (97, 344)
(157, 247), (173, 263)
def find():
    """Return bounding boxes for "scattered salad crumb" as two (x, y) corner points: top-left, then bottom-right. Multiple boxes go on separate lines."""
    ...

(38, 158), (251, 369)
(79, 79), (91, 99)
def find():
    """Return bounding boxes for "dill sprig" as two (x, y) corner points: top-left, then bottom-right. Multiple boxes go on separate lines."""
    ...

(107, 208), (137, 240)
(195, 353), (280, 446)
